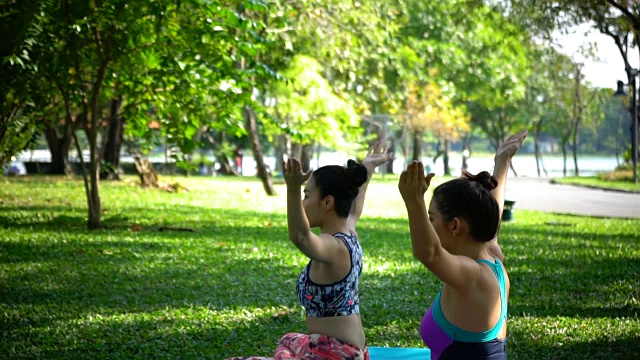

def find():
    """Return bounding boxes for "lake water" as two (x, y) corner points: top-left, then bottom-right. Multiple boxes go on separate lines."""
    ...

(17, 149), (621, 178)
(430, 154), (620, 177)
(241, 153), (621, 178)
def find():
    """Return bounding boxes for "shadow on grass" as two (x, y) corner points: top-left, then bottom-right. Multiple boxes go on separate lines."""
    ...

(498, 224), (640, 319)
(1, 214), (305, 337)
(0, 203), (286, 230)
(3, 205), (639, 359)
(504, 222), (639, 245)
(4, 303), (305, 360)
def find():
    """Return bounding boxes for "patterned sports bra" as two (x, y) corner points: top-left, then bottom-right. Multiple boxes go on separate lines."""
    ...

(296, 232), (363, 317)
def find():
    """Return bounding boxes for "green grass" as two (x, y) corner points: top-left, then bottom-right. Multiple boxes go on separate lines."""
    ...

(1, 175), (639, 359)
(554, 176), (640, 193)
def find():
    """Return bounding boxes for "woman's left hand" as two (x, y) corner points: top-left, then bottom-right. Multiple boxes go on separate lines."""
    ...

(363, 141), (393, 174)
(495, 129), (528, 163)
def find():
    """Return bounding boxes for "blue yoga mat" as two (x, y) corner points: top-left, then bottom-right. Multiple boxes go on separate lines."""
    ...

(368, 347), (431, 360)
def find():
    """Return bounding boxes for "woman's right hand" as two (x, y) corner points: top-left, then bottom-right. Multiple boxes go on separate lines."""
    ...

(283, 158), (312, 188)
(398, 161), (435, 203)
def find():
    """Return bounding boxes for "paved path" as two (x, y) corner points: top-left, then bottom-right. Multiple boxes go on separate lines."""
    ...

(505, 177), (640, 219)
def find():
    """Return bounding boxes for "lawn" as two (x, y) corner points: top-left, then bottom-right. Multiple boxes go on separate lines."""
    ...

(553, 176), (640, 193)
(1, 175), (639, 359)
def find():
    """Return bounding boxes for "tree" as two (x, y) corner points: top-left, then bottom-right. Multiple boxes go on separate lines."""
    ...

(2, 0), (282, 229)
(404, 81), (470, 175)
(264, 55), (361, 171)
(597, 94), (630, 163)
(410, 1), (530, 159)
(517, 46), (556, 177)
(504, 0), (640, 160)
(569, 66), (607, 176)
(0, 0), (49, 169)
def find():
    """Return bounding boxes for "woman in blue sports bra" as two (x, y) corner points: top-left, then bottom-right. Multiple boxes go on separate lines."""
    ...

(398, 130), (527, 360)
(227, 143), (392, 360)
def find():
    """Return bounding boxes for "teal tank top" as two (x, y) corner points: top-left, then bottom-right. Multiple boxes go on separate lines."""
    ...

(430, 258), (508, 342)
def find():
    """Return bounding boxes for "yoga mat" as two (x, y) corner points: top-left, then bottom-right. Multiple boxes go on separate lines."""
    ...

(368, 346), (431, 360)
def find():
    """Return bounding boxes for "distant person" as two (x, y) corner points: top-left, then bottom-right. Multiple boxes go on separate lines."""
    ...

(462, 147), (470, 172)
(398, 130), (527, 360)
(235, 149), (244, 174)
(199, 162), (208, 176)
(226, 142), (392, 360)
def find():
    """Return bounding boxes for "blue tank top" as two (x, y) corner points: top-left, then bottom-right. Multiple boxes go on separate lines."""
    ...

(296, 232), (363, 317)
(420, 258), (508, 359)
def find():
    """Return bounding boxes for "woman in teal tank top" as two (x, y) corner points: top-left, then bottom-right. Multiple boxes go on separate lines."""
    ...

(398, 130), (527, 360)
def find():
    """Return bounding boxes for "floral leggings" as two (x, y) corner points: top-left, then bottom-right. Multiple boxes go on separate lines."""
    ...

(226, 333), (370, 360)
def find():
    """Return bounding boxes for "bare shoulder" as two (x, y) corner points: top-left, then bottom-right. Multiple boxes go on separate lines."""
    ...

(319, 232), (351, 254)
(486, 240), (504, 263)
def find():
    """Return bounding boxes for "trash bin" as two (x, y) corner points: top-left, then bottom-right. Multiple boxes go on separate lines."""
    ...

(502, 200), (516, 221)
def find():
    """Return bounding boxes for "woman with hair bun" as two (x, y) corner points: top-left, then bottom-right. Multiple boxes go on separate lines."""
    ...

(227, 142), (392, 360)
(398, 130), (527, 360)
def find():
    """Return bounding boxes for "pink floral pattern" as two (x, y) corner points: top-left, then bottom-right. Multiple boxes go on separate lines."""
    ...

(226, 333), (370, 360)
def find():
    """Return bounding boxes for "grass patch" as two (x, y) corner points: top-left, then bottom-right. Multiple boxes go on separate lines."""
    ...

(1, 175), (639, 359)
(554, 175), (640, 192)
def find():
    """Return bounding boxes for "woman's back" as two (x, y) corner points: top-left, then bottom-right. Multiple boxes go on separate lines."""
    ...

(421, 257), (509, 360)
(298, 232), (366, 349)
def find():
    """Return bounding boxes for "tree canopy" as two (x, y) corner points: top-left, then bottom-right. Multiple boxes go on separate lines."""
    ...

(1, 0), (621, 227)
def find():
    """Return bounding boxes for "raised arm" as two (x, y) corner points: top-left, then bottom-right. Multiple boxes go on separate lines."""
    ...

(492, 130), (528, 217)
(348, 141), (393, 227)
(284, 158), (343, 263)
(488, 130), (527, 260)
(399, 161), (483, 293)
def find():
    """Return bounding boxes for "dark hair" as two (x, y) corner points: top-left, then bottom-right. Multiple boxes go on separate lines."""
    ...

(312, 159), (368, 218)
(432, 171), (500, 242)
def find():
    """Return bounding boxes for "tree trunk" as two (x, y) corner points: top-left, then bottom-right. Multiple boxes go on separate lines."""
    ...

(572, 120), (581, 177)
(134, 157), (159, 187)
(491, 134), (501, 154)
(412, 129), (423, 161)
(572, 65), (583, 177)
(101, 96), (124, 180)
(315, 142), (321, 170)
(291, 143), (303, 160)
(244, 106), (276, 196)
(615, 111), (622, 166)
(461, 135), (470, 172)
(300, 142), (314, 172)
(44, 121), (72, 175)
(386, 137), (395, 174)
(509, 162), (519, 177)
(534, 121), (547, 177)
(534, 131), (541, 177)
(85, 59), (108, 230)
(274, 134), (286, 175)
(403, 127), (410, 169)
(433, 138), (443, 163)
(561, 143), (568, 177)
(214, 151), (239, 175)
(443, 138), (451, 176)
(208, 132), (240, 176)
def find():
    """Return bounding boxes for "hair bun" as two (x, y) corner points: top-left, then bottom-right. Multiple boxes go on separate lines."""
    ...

(346, 159), (368, 188)
(462, 170), (498, 191)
